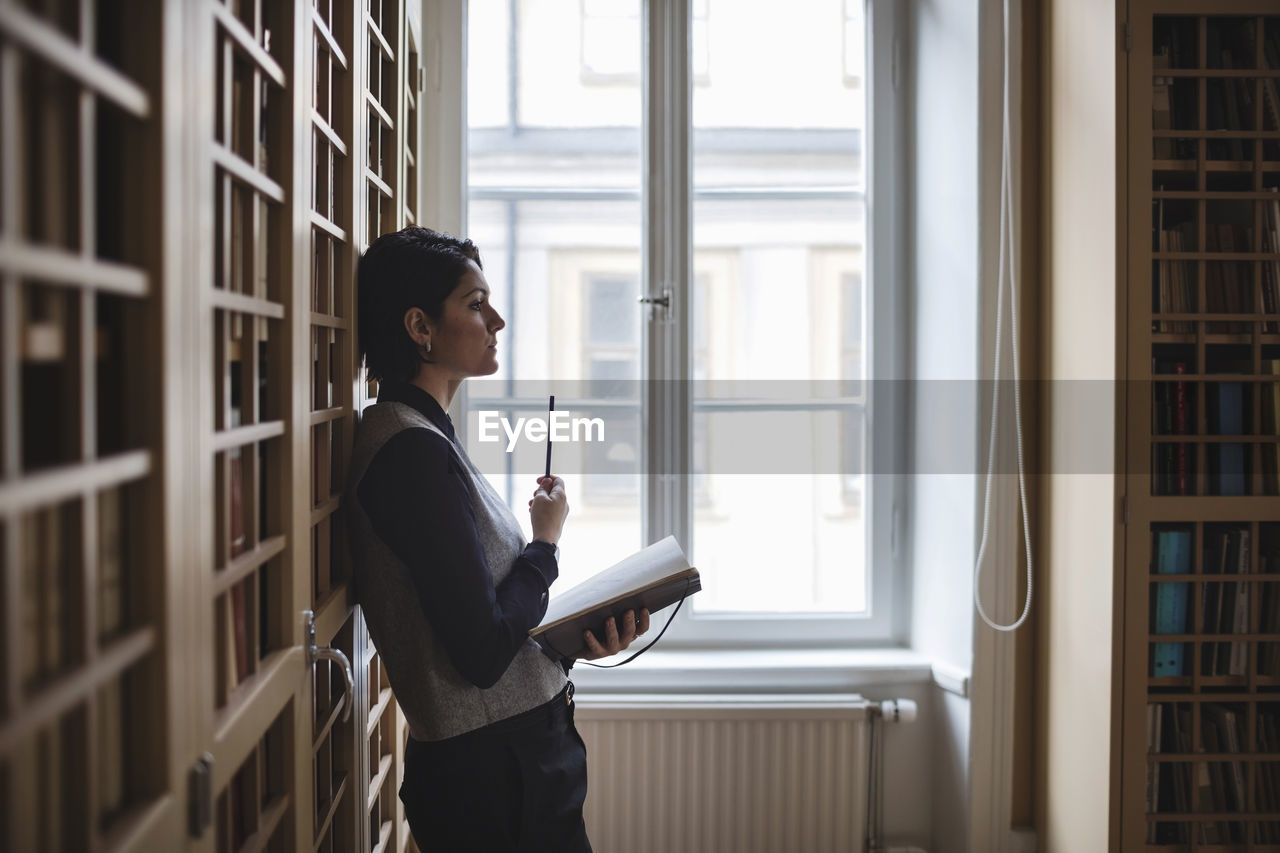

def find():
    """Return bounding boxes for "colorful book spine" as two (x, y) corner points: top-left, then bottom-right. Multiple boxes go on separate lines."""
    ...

(1153, 530), (1192, 677)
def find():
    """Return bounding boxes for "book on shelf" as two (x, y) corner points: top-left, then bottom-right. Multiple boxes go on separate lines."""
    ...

(23, 508), (67, 682)
(99, 488), (124, 639)
(230, 449), (247, 559)
(1261, 710), (1280, 841)
(1202, 717), (1231, 842)
(231, 580), (250, 685)
(1209, 382), (1246, 496)
(1227, 532), (1250, 676)
(1153, 22), (1198, 160)
(1205, 226), (1258, 334)
(1152, 360), (1191, 495)
(99, 678), (125, 819)
(1152, 529), (1192, 678)
(1265, 29), (1280, 142)
(1205, 23), (1256, 163)
(1198, 530), (1252, 678)
(223, 450), (252, 693)
(530, 536), (700, 659)
(1203, 704), (1247, 824)
(1185, 702), (1220, 845)
(1152, 50), (1174, 160)
(1202, 532), (1230, 677)
(1167, 705), (1192, 825)
(1259, 712), (1277, 844)
(1262, 535), (1280, 678)
(1173, 362), (1188, 496)
(1146, 703), (1162, 843)
(1263, 582), (1279, 677)
(1264, 195), (1280, 334)
(1148, 701), (1194, 844)
(1153, 216), (1196, 334)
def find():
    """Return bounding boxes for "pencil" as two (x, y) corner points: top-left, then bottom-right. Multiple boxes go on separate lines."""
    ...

(544, 395), (555, 479)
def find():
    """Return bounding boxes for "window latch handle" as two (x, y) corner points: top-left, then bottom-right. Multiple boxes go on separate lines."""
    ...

(638, 290), (671, 308)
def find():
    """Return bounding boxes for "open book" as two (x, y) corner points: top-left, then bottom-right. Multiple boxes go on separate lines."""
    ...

(530, 536), (700, 659)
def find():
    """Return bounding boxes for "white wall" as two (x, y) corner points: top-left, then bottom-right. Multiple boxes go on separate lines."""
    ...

(905, 0), (984, 850)
(1038, 0), (1118, 849)
(864, 682), (937, 849)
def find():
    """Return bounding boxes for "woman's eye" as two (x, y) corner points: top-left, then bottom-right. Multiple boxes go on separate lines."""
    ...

(470, 301), (484, 310)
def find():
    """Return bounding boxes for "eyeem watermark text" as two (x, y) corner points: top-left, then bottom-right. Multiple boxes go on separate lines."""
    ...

(477, 411), (605, 452)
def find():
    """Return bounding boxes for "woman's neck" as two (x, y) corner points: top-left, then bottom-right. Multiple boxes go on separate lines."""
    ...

(409, 370), (461, 413)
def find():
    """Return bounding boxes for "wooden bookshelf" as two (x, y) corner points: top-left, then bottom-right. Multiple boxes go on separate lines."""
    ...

(0, 1), (177, 848)
(359, 5), (415, 852)
(1125, 5), (1280, 850)
(1, 1), (421, 849)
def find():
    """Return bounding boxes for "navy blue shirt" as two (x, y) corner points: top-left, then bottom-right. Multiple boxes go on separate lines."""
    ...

(357, 382), (569, 687)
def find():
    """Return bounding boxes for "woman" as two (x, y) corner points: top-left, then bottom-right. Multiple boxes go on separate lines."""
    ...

(346, 226), (647, 852)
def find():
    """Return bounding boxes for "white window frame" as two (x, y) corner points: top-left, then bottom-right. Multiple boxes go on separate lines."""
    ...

(579, 0), (710, 85)
(644, 0), (906, 648)
(431, 0), (908, 650)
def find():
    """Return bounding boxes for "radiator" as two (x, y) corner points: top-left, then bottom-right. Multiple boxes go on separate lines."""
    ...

(575, 694), (872, 853)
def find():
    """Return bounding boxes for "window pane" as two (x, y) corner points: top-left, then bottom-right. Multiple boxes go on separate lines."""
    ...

(691, 0), (867, 614)
(466, 0), (643, 590)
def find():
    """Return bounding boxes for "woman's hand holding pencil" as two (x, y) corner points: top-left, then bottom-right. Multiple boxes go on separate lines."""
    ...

(529, 475), (568, 545)
(530, 393), (566, 544)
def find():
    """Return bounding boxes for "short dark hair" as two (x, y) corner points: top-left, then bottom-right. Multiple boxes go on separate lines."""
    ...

(357, 227), (483, 384)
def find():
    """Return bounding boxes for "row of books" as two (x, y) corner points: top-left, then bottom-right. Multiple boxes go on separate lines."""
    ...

(1207, 223), (1271, 335)
(1202, 531), (1254, 677)
(1206, 21), (1280, 162)
(1152, 219), (1196, 333)
(1147, 702), (1280, 844)
(1151, 529), (1280, 678)
(1152, 21), (1280, 162)
(1152, 218), (1280, 335)
(1151, 360), (1280, 496)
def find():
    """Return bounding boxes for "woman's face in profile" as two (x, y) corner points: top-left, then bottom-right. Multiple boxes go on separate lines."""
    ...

(428, 261), (506, 379)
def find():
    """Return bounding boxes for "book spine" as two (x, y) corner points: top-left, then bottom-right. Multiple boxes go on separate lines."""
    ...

(1147, 703), (1160, 843)
(1174, 363), (1188, 495)
(1224, 710), (1247, 817)
(1228, 533), (1250, 676)
(1217, 382), (1245, 496)
(1153, 530), (1189, 678)
(231, 580), (249, 684)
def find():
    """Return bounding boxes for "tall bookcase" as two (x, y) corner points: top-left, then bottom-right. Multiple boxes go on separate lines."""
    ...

(0, 1), (177, 848)
(0, 1), (423, 850)
(1124, 3), (1280, 850)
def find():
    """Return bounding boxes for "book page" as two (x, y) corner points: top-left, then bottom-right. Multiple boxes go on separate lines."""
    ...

(539, 535), (690, 627)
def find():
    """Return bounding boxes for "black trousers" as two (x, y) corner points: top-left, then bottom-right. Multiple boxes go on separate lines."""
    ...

(400, 685), (592, 853)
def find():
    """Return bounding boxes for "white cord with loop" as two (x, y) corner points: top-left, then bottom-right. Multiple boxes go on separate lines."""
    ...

(974, 0), (1034, 632)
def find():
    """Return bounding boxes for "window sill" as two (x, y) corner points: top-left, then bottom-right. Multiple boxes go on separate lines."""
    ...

(570, 647), (943, 698)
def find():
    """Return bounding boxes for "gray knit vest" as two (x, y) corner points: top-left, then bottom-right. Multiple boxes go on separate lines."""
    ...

(346, 401), (567, 741)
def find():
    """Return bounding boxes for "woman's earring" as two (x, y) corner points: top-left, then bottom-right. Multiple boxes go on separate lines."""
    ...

(426, 341), (432, 354)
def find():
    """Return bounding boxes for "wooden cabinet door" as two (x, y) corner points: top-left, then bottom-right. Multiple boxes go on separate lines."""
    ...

(0, 1), (423, 849)
(189, 1), (421, 850)
(0, 1), (186, 849)
(1123, 3), (1280, 849)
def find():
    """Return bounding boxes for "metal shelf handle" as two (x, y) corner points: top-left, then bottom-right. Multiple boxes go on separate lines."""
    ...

(304, 610), (354, 723)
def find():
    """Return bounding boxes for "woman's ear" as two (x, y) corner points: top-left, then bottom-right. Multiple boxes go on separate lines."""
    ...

(403, 307), (432, 349)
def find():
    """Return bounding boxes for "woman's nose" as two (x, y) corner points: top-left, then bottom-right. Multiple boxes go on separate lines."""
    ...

(490, 310), (506, 332)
